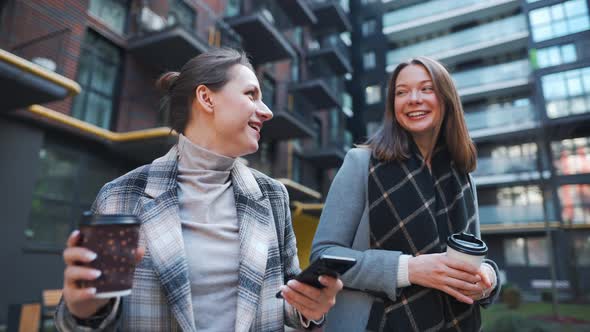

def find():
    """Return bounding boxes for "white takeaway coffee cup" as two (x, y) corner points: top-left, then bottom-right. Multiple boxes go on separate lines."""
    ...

(446, 232), (488, 269)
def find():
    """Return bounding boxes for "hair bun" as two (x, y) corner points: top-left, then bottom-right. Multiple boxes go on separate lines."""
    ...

(156, 71), (180, 92)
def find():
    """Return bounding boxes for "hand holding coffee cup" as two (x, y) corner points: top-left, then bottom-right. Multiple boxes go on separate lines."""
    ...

(446, 232), (493, 300)
(62, 212), (144, 319)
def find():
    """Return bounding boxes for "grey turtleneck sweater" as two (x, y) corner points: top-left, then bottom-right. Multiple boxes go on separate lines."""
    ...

(177, 134), (240, 331)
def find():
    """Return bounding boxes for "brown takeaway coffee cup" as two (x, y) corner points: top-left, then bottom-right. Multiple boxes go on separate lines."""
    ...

(78, 212), (140, 298)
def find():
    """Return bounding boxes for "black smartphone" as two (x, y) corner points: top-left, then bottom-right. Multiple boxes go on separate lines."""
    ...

(276, 254), (356, 298)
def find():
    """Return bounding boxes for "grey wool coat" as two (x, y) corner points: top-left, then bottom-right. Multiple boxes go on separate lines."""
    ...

(55, 145), (307, 332)
(311, 148), (500, 332)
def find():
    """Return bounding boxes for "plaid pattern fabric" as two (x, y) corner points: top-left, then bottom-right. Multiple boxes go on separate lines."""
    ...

(55, 145), (305, 332)
(366, 144), (480, 332)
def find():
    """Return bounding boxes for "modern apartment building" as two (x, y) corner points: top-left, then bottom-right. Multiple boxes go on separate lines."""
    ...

(350, 0), (590, 299)
(0, 0), (352, 325)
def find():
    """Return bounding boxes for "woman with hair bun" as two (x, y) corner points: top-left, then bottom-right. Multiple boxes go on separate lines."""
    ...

(56, 48), (342, 332)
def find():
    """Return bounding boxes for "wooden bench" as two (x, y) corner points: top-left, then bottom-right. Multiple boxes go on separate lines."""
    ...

(40, 289), (62, 331)
(6, 303), (41, 332)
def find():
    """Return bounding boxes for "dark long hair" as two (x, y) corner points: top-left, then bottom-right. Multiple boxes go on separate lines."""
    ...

(365, 56), (476, 173)
(156, 48), (253, 134)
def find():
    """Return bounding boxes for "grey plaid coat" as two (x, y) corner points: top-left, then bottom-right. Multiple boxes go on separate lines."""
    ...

(56, 145), (306, 332)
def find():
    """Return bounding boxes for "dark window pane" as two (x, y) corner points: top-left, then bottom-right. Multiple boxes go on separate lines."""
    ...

(88, 0), (127, 34)
(33, 147), (78, 201)
(504, 238), (527, 266)
(25, 197), (73, 246)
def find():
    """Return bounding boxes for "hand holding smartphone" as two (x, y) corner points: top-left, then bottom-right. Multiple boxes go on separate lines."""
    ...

(276, 255), (356, 298)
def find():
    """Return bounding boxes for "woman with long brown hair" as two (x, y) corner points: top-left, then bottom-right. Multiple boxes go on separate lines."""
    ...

(311, 57), (500, 331)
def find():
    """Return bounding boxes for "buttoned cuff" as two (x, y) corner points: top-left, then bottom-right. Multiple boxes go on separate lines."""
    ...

(397, 255), (411, 288)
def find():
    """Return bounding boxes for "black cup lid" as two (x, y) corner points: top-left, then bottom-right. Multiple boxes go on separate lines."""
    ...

(80, 211), (140, 226)
(447, 232), (488, 256)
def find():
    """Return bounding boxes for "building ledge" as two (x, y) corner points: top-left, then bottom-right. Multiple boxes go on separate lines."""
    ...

(25, 105), (177, 163)
(277, 178), (322, 202)
(0, 49), (81, 96)
(0, 48), (81, 110)
(291, 201), (324, 218)
(481, 221), (561, 234)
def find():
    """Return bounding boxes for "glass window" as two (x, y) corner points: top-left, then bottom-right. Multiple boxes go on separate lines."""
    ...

(573, 234), (590, 266)
(225, 0), (240, 16)
(292, 154), (302, 183)
(168, 0), (195, 31)
(542, 66), (590, 119)
(362, 19), (377, 36)
(330, 109), (340, 142)
(365, 84), (381, 104)
(25, 142), (121, 248)
(504, 238), (527, 266)
(559, 184), (590, 224)
(291, 57), (300, 82)
(261, 77), (275, 111)
(529, 0), (590, 42)
(72, 31), (121, 129)
(534, 43), (577, 69)
(88, 0), (127, 34)
(342, 93), (353, 117)
(552, 136), (590, 175)
(527, 237), (549, 266)
(363, 51), (376, 70)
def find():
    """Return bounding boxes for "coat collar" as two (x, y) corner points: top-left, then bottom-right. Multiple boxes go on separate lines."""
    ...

(138, 145), (272, 332)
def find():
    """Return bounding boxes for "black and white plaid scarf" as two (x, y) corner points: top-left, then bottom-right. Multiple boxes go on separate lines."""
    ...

(366, 142), (480, 332)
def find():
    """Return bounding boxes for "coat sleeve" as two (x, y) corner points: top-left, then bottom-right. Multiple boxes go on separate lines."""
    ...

(55, 184), (122, 332)
(469, 175), (502, 308)
(311, 149), (402, 301)
(277, 181), (320, 329)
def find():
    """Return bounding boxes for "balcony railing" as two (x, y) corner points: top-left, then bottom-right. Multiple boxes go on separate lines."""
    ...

(479, 203), (555, 225)
(473, 156), (538, 178)
(453, 59), (531, 91)
(465, 104), (538, 135)
(237, 0), (293, 30)
(386, 15), (527, 66)
(309, 0), (350, 12)
(383, 0), (498, 29)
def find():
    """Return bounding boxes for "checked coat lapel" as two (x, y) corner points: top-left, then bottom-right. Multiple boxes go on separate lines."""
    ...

(231, 161), (273, 332)
(137, 146), (273, 332)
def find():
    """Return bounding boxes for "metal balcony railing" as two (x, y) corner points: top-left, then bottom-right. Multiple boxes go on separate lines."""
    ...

(465, 104), (537, 133)
(473, 156), (539, 177)
(386, 15), (527, 66)
(479, 203), (556, 225)
(453, 59), (531, 90)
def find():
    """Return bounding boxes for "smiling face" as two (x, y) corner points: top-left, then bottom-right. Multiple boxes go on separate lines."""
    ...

(393, 64), (444, 143)
(207, 64), (273, 157)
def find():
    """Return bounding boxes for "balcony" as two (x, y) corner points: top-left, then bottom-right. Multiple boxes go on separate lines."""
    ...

(307, 35), (351, 76)
(290, 78), (341, 110)
(277, 0), (318, 26)
(261, 108), (316, 141)
(465, 104), (538, 140)
(454, 59), (532, 101)
(309, 0), (352, 35)
(473, 157), (542, 185)
(304, 132), (352, 169)
(0, 29), (80, 111)
(225, 2), (295, 64)
(386, 15), (528, 69)
(479, 203), (556, 226)
(382, 0), (519, 41)
(128, 6), (210, 71)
